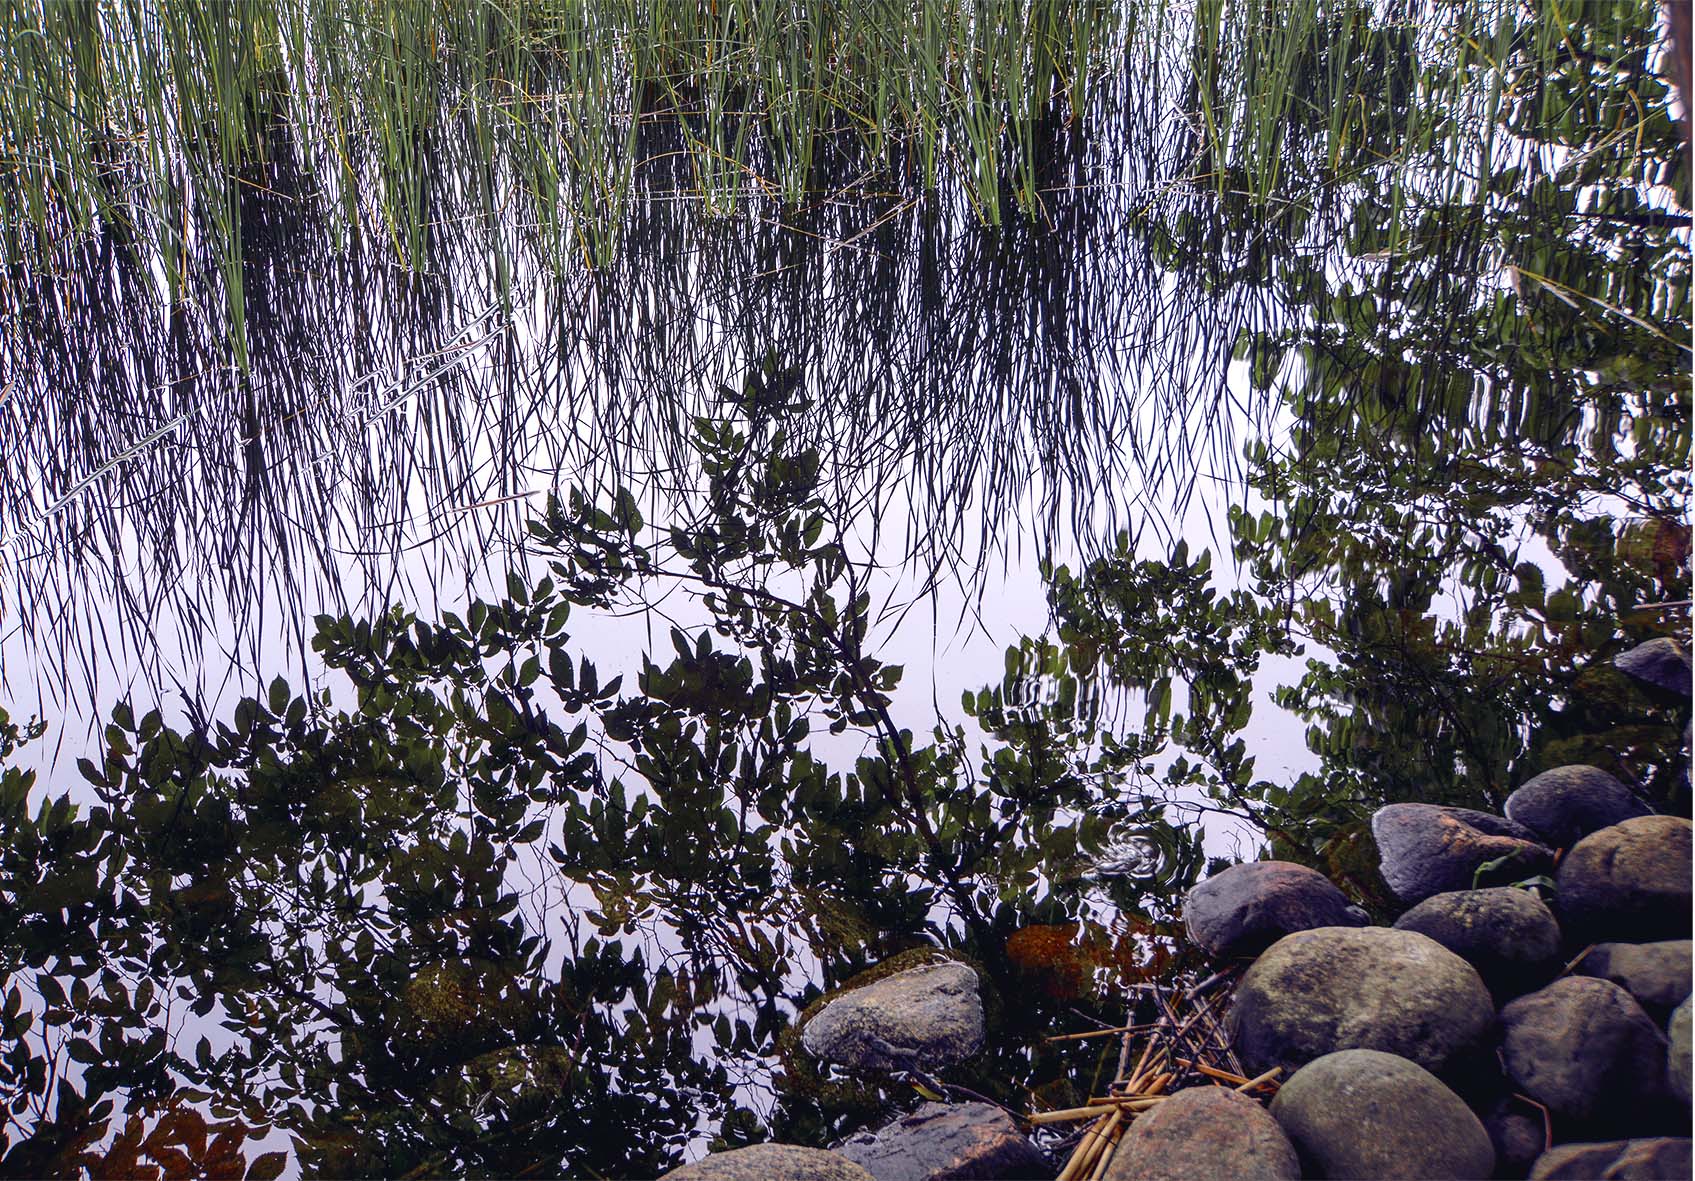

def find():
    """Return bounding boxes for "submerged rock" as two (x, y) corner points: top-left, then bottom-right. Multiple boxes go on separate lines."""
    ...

(1183, 861), (1368, 960)
(1528, 1138), (1693, 1180)
(1371, 804), (1553, 904)
(1670, 998), (1691, 1106)
(1615, 638), (1692, 696)
(1392, 887), (1561, 1001)
(802, 960), (985, 1072)
(662, 1144), (875, 1181)
(1556, 816), (1693, 943)
(1482, 1096), (1548, 1180)
(834, 1102), (1046, 1181)
(1499, 977), (1669, 1124)
(1268, 1049), (1495, 1180)
(1105, 1086), (1299, 1181)
(1226, 926), (1493, 1077)
(1578, 941), (1693, 1019)
(1504, 765), (1652, 849)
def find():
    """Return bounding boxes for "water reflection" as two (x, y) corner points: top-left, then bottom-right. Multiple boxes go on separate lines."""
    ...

(0, 0), (1690, 1176)
(1, 55), (1271, 715)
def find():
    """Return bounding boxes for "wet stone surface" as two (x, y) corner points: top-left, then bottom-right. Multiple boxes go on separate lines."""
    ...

(834, 1102), (1046, 1181)
(1499, 977), (1671, 1126)
(1504, 765), (1652, 850)
(1528, 1138), (1693, 1180)
(802, 961), (986, 1073)
(661, 1144), (877, 1181)
(1226, 926), (1494, 1077)
(1268, 1048), (1495, 1181)
(1370, 804), (1553, 905)
(1106, 1086), (1300, 1181)
(1184, 861), (1368, 960)
(1391, 887), (1562, 1002)
(1556, 815), (1693, 943)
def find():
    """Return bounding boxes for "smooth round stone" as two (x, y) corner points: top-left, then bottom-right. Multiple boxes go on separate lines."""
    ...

(1504, 765), (1651, 849)
(1578, 941), (1693, 1018)
(1371, 803), (1553, 905)
(1614, 638), (1692, 696)
(1105, 1086), (1300, 1181)
(1268, 1049), (1495, 1180)
(1528, 1138), (1693, 1180)
(1556, 816), (1693, 942)
(1499, 977), (1669, 1123)
(1226, 926), (1493, 1077)
(801, 960), (985, 1072)
(1184, 861), (1368, 960)
(662, 1144), (875, 1181)
(1392, 887), (1561, 1001)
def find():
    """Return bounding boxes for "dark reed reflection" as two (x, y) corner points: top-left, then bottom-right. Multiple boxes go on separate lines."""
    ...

(1, 61), (1271, 713)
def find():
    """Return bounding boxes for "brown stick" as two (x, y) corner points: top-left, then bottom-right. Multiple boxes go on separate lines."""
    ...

(1056, 1111), (1115, 1181)
(1086, 1114), (1125, 1181)
(1045, 1022), (1161, 1042)
(1234, 1067), (1283, 1093)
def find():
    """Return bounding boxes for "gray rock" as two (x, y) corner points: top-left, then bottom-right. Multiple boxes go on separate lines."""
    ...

(1615, 638), (1692, 696)
(1500, 977), (1669, 1123)
(1268, 1049), (1495, 1180)
(1556, 816), (1693, 943)
(1226, 926), (1494, 1077)
(1670, 999), (1691, 1106)
(1392, 888), (1562, 1001)
(1504, 766), (1652, 849)
(802, 961), (985, 1072)
(1371, 804), (1554, 905)
(1104, 1086), (1300, 1181)
(1482, 1097), (1547, 1180)
(662, 1144), (876, 1181)
(1578, 942), (1693, 1018)
(1528, 1138), (1693, 1179)
(834, 1102), (1046, 1181)
(1184, 861), (1368, 960)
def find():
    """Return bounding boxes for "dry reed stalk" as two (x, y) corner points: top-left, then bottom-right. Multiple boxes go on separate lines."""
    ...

(1086, 1120), (1125, 1181)
(1030, 1097), (1164, 1125)
(1233, 1066), (1282, 1094)
(1177, 1058), (1251, 1086)
(1045, 1022), (1161, 1042)
(1059, 1106), (1124, 1181)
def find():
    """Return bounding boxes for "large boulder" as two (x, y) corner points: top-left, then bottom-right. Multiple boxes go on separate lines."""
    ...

(834, 1102), (1046, 1181)
(1556, 816), (1693, 943)
(1615, 638), (1691, 696)
(1392, 888), (1562, 1001)
(1104, 1087), (1300, 1181)
(1528, 1138), (1693, 1180)
(1184, 861), (1368, 960)
(1226, 926), (1494, 1077)
(1268, 1049), (1495, 1180)
(1371, 804), (1553, 904)
(802, 961), (985, 1072)
(1670, 998), (1691, 1106)
(662, 1144), (875, 1180)
(1578, 942), (1693, 1019)
(1504, 766), (1652, 850)
(1499, 977), (1669, 1124)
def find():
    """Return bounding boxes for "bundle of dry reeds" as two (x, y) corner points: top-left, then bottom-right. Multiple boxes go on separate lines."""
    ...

(1030, 970), (1281, 1180)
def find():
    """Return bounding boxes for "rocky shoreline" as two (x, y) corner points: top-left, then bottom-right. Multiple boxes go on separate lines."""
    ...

(666, 642), (1692, 1181)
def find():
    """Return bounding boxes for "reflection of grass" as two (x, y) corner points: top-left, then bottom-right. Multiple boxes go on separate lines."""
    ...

(0, 0), (1617, 337)
(0, 1), (1130, 283)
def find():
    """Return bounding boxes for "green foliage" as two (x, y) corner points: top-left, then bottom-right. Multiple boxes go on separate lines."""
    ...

(0, 375), (1201, 1172)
